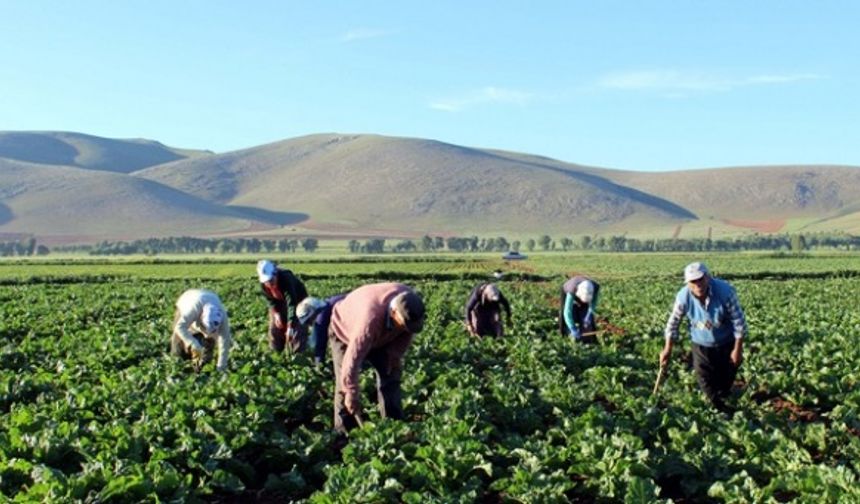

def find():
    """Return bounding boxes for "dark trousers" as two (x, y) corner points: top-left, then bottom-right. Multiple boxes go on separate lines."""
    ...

(329, 331), (403, 433)
(470, 310), (504, 337)
(692, 342), (738, 409)
(268, 311), (305, 353)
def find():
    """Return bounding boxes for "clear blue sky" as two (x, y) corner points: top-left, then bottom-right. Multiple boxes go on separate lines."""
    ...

(1, 1), (857, 171)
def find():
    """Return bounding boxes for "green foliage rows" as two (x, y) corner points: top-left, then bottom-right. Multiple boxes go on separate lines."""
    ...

(1, 256), (859, 502)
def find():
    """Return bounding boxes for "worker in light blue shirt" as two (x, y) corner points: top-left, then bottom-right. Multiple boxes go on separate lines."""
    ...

(660, 262), (747, 413)
(558, 276), (600, 343)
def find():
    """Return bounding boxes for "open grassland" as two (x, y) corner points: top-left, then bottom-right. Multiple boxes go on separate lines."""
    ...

(2, 253), (860, 502)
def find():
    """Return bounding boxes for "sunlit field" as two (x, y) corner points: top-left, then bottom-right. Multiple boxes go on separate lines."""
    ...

(2, 252), (859, 501)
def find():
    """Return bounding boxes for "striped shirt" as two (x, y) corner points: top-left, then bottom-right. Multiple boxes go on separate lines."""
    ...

(664, 277), (748, 347)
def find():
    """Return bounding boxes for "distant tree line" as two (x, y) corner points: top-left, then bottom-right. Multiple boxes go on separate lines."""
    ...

(28, 231), (860, 256)
(53, 236), (320, 255)
(0, 238), (49, 257)
(346, 232), (860, 253)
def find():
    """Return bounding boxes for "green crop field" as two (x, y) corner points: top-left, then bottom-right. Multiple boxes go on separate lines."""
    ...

(2, 253), (860, 502)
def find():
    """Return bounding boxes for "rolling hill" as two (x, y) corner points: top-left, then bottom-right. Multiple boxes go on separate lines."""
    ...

(0, 131), (211, 174)
(0, 157), (301, 241)
(134, 134), (696, 235)
(1, 131), (859, 242)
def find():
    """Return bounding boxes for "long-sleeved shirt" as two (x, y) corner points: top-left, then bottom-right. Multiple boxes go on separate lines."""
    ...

(309, 293), (348, 363)
(561, 276), (600, 334)
(174, 289), (232, 371)
(260, 269), (308, 323)
(329, 283), (416, 405)
(464, 283), (511, 334)
(664, 277), (748, 347)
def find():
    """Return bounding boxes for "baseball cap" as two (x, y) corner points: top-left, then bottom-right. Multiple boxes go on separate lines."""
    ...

(296, 297), (327, 325)
(684, 262), (709, 283)
(390, 291), (425, 334)
(257, 260), (276, 283)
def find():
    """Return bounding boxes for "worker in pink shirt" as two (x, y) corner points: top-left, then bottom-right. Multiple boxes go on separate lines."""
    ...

(328, 282), (425, 433)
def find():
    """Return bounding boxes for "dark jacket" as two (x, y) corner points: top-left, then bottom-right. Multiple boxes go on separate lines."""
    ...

(464, 283), (511, 336)
(261, 269), (308, 323)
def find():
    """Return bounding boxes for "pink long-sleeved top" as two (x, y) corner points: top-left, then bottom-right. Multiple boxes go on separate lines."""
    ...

(329, 282), (415, 403)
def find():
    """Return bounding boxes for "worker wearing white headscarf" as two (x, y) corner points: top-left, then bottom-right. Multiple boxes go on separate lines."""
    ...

(171, 289), (232, 372)
(559, 276), (600, 342)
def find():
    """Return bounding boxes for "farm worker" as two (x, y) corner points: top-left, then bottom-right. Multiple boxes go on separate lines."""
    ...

(328, 282), (425, 433)
(559, 276), (600, 342)
(171, 289), (232, 372)
(464, 283), (511, 337)
(660, 262), (747, 413)
(257, 259), (308, 353)
(295, 293), (348, 366)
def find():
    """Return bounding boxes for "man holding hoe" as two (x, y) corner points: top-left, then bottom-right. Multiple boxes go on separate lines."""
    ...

(660, 262), (747, 414)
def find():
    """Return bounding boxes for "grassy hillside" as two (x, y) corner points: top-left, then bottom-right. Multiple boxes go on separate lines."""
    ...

(3, 131), (859, 240)
(0, 131), (211, 174)
(135, 134), (695, 234)
(0, 158), (279, 240)
(608, 165), (860, 221)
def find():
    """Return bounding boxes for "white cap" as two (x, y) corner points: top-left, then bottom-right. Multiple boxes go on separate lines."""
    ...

(201, 303), (224, 333)
(684, 262), (709, 283)
(575, 280), (594, 304)
(257, 260), (276, 283)
(296, 297), (327, 325)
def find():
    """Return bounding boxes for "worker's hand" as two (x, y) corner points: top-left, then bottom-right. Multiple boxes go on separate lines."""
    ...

(286, 321), (299, 340)
(659, 346), (672, 368)
(344, 393), (361, 416)
(730, 347), (743, 368)
(189, 340), (204, 356)
(273, 311), (285, 330)
(569, 328), (582, 342)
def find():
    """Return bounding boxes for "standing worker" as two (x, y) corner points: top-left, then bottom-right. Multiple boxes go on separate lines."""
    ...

(661, 262), (747, 414)
(257, 259), (308, 353)
(559, 275), (600, 343)
(171, 288), (232, 372)
(295, 293), (348, 366)
(328, 282), (425, 433)
(464, 282), (512, 338)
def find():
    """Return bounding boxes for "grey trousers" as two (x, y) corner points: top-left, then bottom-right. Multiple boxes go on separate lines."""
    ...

(329, 330), (403, 433)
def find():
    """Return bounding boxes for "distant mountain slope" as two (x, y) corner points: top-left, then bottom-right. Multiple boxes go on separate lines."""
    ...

(607, 165), (860, 220)
(0, 158), (271, 238)
(135, 134), (695, 233)
(2, 130), (860, 240)
(0, 131), (211, 173)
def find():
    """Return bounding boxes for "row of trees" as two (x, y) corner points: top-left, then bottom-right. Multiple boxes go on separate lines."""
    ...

(347, 233), (860, 253)
(16, 232), (860, 256)
(54, 237), (320, 255)
(0, 238), (49, 257)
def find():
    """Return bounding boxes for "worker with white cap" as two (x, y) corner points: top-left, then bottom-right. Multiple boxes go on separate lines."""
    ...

(661, 261), (748, 414)
(295, 293), (348, 365)
(559, 275), (600, 342)
(464, 283), (511, 338)
(257, 259), (308, 353)
(171, 288), (232, 372)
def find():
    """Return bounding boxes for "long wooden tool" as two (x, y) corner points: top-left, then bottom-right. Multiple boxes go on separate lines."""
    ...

(652, 364), (667, 396)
